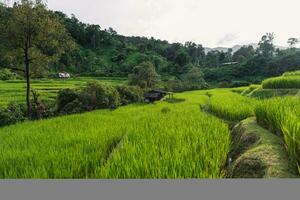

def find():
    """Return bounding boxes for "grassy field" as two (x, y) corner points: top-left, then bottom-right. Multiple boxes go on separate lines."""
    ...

(0, 77), (126, 107)
(0, 71), (300, 178)
(0, 90), (231, 178)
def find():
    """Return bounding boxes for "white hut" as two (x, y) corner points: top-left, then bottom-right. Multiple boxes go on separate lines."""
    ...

(58, 72), (71, 78)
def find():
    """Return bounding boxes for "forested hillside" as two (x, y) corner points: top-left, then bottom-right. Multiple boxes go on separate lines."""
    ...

(1, 2), (300, 85)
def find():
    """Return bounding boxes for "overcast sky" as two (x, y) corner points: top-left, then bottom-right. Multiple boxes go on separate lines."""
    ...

(46, 0), (300, 47)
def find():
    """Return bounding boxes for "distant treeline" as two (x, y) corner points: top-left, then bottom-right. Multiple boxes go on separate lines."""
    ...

(1, 3), (300, 84)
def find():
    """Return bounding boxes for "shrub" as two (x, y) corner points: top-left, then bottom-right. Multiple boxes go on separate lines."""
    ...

(181, 67), (208, 90)
(128, 62), (160, 89)
(79, 81), (121, 110)
(30, 90), (54, 120)
(116, 85), (143, 105)
(0, 68), (20, 81)
(218, 81), (231, 88)
(230, 81), (250, 87)
(165, 80), (186, 92)
(56, 88), (80, 114)
(0, 103), (26, 127)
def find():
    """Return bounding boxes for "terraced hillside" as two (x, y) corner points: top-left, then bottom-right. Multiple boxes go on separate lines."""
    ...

(0, 71), (300, 178)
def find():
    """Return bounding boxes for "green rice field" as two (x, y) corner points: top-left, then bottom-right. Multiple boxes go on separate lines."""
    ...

(0, 90), (230, 178)
(0, 77), (125, 107)
(0, 71), (300, 178)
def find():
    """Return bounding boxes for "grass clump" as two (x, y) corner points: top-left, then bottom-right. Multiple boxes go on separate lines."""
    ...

(228, 118), (297, 178)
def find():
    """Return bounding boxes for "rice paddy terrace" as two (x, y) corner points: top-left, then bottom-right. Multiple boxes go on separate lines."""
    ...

(0, 77), (125, 107)
(0, 71), (299, 179)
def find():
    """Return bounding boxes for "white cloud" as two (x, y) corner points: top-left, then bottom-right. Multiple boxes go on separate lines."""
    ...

(47, 0), (300, 47)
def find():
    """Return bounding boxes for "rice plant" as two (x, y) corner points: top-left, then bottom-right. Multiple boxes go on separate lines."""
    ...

(255, 97), (300, 173)
(0, 91), (230, 178)
(283, 70), (300, 77)
(262, 76), (300, 89)
(207, 91), (258, 121)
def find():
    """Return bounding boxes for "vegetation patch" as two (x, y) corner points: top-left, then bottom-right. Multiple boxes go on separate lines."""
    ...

(247, 88), (299, 99)
(0, 91), (230, 178)
(228, 118), (298, 178)
(255, 97), (300, 173)
(262, 76), (300, 89)
(206, 91), (258, 122)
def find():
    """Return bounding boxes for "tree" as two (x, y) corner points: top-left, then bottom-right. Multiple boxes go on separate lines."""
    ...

(257, 33), (275, 58)
(4, 0), (75, 117)
(287, 38), (299, 48)
(232, 45), (255, 62)
(181, 67), (207, 90)
(129, 62), (160, 89)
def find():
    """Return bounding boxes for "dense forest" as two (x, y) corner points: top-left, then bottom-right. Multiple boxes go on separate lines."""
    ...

(1, 2), (300, 87)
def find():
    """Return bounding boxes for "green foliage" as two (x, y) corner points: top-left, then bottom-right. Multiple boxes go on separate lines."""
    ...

(79, 81), (120, 110)
(116, 85), (144, 105)
(165, 68), (207, 92)
(0, 103), (26, 127)
(0, 68), (20, 80)
(181, 67), (208, 90)
(165, 79), (187, 92)
(30, 90), (54, 119)
(56, 88), (81, 114)
(129, 62), (160, 89)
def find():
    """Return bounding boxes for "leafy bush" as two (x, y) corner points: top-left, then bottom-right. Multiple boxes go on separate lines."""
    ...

(165, 68), (208, 92)
(56, 88), (81, 114)
(230, 81), (250, 87)
(0, 103), (26, 127)
(180, 67), (208, 90)
(0, 68), (20, 81)
(30, 90), (54, 119)
(79, 81), (121, 110)
(165, 80), (187, 92)
(217, 81), (231, 88)
(116, 85), (143, 105)
(128, 62), (160, 89)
